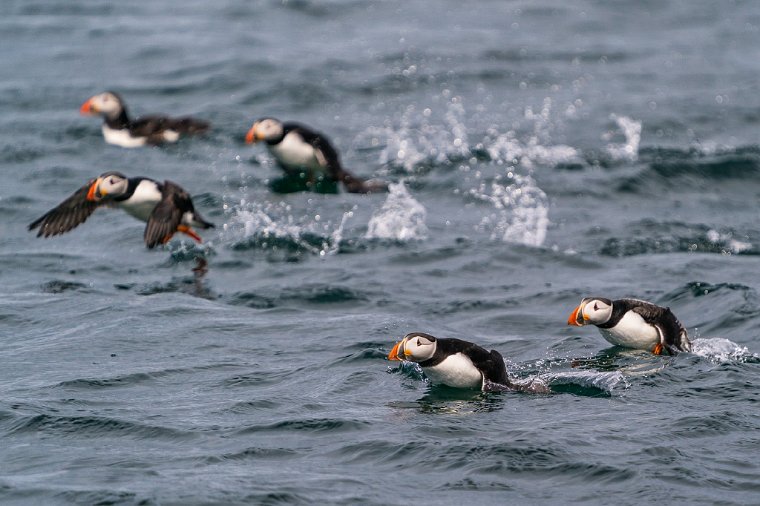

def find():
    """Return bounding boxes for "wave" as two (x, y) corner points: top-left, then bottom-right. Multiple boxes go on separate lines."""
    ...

(228, 283), (371, 309)
(7, 413), (191, 440)
(598, 220), (756, 256)
(237, 418), (370, 435)
(545, 370), (627, 396)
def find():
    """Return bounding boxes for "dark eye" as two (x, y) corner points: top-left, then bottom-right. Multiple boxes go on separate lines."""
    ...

(593, 303), (599, 311)
(416, 340), (422, 346)
(109, 178), (115, 184)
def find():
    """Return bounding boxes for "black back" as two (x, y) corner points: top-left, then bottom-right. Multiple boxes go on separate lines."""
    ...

(418, 337), (510, 385)
(599, 298), (690, 353)
(278, 122), (387, 194)
(103, 93), (209, 142)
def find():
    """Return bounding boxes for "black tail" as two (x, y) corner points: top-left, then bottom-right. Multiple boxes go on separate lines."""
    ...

(339, 170), (388, 194)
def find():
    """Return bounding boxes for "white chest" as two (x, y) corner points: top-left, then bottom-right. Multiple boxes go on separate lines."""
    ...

(102, 125), (146, 148)
(269, 133), (325, 172)
(599, 312), (660, 349)
(118, 181), (162, 222)
(422, 353), (483, 389)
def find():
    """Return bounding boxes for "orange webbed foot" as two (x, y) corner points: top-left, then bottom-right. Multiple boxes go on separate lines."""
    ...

(177, 225), (202, 242)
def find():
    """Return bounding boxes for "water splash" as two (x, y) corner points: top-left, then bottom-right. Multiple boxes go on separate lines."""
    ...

(481, 129), (580, 170)
(472, 173), (549, 247)
(357, 95), (585, 175)
(359, 97), (472, 173)
(223, 199), (355, 256)
(365, 182), (428, 241)
(691, 338), (759, 364)
(482, 98), (581, 169)
(604, 114), (641, 161)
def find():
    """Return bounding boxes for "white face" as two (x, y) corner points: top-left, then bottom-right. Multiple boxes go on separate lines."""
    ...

(96, 172), (129, 199)
(253, 118), (284, 141)
(580, 298), (613, 325)
(401, 333), (437, 362)
(90, 92), (124, 118)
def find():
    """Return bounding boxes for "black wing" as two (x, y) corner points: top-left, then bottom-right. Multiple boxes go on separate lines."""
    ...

(166, 116), (210, 135)
(128, 115), (207, 143)
(626, 299), (690, 354)
(143, 180), (193, 248)
(129, 115), (174, 138)
(285, 124), (342, 172)
(480, 348), (510, 385)
(28, 178), (107, 237)
(436, 338), (510, 385)
(293, 124), (389, 193)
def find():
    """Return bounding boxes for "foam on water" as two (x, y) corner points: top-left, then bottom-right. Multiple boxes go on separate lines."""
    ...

(706, 229), (752, 255)
(365, 182), (428, 241)
(471, 173), (549, 247)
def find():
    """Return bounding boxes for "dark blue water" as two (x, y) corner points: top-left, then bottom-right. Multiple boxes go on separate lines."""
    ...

(2, 1), (760, 504)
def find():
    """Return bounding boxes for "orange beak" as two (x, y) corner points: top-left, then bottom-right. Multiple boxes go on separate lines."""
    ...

(80, 98), (96, 115)
(86, 177), (102, 202)
(244, 125), (258, 144)
(388, 339), (405, 361)
(567, 304), (584, 326)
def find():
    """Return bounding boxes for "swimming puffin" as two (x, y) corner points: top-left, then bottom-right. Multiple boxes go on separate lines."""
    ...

(387, 332), (514, 390)
(80, 92), (210, 147)
(567, 297), (691, 355)
(29, 171), (214, 248)
(245, 117), (387, 194)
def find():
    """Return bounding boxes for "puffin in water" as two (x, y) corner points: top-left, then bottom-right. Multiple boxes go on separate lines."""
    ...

(29, 171), (214, 248)
(80, 92), (210, 147)
(388, 332), (515, 390)
(567, 297), (691, 355)
(245, 117), (387, 194)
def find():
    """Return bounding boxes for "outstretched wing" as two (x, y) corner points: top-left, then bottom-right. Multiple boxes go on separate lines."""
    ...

(28, 178), (106, 237)
(143, 180), (192, 248)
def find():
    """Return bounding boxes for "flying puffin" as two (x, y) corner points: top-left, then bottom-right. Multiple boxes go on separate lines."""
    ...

(567, 297), (691, 355)
(387, 332), (514, 390)
(28, 171), (214, 248)
(80, 92), (210, 147)
(245, 117), (388, 194)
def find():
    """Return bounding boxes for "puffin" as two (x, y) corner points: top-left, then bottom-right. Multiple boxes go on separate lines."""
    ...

(245, 117), (387, 194)
(28, 171), (214, 248)
(387, 332), (514, 390)
(567, 297), (691, 355)
(80, 92), (210, 147)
